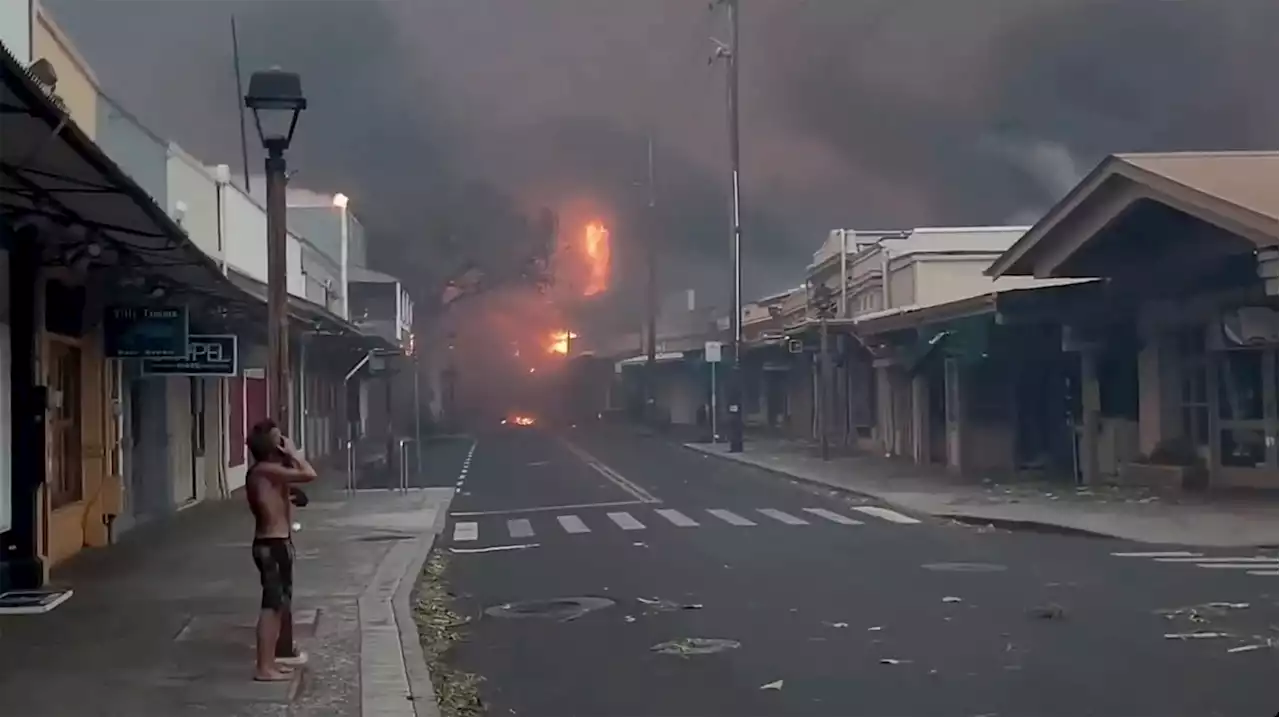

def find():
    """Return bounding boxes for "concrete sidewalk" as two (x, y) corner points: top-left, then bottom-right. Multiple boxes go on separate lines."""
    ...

(0, 481), (452, 717)
(686, 439), (1278, 548)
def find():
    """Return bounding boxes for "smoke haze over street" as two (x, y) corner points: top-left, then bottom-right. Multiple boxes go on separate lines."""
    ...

(50, 0), (1277, 324)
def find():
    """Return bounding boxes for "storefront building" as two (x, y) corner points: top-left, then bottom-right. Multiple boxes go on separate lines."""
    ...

(988, 151), (1278, 490)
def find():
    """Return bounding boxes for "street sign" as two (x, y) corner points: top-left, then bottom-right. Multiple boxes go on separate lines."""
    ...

(141, 334), (238, 377)
(104, 306), (189, 358)
(704, 341), (722, 363)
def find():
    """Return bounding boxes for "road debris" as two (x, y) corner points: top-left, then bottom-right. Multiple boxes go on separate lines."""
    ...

(450, 544), (539, 554)
(867, 626), (883, 632)
(1157, 602), (1251, 624)
(623, 615), (636, 623)
(1164, 631), (1231, 640)
(1226, 641), (1273, 654)
(759, 680), (784, 691)
(825, 621), (849, 628)
(1027, 603), (1067, 620)
(879, 658), (912, 665)
(650, 637), (741, 657)
(942, 596), (964, 603)
(637, 597), (703, 611)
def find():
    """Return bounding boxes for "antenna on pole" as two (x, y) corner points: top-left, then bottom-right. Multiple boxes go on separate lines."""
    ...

(230, 15), (252, 193)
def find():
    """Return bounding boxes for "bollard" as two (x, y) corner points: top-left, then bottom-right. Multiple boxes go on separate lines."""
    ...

(345, 439), (355, 493)
(398, 438), (411, 493)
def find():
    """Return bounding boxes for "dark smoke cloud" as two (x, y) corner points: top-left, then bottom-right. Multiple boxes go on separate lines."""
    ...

(48, 0), (1277, 315)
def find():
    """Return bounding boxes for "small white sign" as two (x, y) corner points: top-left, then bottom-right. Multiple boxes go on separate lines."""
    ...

(704, 341), (722, 363)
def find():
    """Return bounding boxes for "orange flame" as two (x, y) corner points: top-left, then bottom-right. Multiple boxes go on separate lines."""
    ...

(548, 330), (578, 355)
(583, 222), (610, 296)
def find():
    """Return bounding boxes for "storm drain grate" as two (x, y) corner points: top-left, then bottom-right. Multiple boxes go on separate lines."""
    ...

(484, 597), (615, 621)
(353, 533), (418, 543)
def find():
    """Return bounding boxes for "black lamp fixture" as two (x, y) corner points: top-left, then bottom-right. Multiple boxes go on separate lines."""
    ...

(243, 67), (307, 155)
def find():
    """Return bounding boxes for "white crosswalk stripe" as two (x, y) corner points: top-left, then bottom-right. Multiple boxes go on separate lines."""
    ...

(1155, 556), (1275, 563)
(850, 506), (921, 524)
(1113, 551), (1202, 558)
(1113, 550), (1277, 578)
(707, 509), (756, 526)
(557, 515), (591, 534)
(607, 512), (646, 530)
(453, 521), (478, 542)
(758, 508), (808, 525)
(804, 507), (864, 525)
(448, 505), (920, 543)
(654, 509), (699, 527)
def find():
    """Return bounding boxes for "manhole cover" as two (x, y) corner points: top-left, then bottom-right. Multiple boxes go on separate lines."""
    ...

(921, 562), (1007, 573)
(485, 597), (615, 621)
(650, 637), (742, 656)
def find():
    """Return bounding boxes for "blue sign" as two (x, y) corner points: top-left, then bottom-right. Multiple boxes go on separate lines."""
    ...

(141, 334), (238, 376)
(104, 306), (189, 358)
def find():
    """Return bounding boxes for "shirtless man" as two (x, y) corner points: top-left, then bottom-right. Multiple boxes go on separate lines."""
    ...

(245, 419), (317, 681)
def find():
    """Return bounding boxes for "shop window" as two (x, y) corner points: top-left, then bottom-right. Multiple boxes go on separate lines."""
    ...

(1220, 428), (1267, 468)
(1098, 348), (1139, 420)
(1175, 326), (1209, 449)
(1218, 350), (1265, 421)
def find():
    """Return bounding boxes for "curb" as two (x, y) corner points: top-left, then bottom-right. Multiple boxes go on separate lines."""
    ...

(359, 491), (453, 717)
(937, 513), (1115, 539)
(680, 443), (1111, 542)
(394, 503), (450, 717)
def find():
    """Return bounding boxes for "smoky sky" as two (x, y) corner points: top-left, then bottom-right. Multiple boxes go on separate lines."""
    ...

(48, 0), (1278, 318)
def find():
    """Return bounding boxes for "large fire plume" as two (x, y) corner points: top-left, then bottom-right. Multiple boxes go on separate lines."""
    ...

(547, 330), (578, 355)
(582, 221), (611, 296)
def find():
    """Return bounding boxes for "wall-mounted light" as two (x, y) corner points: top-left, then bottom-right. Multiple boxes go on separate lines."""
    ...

(68, 242), (102, 275)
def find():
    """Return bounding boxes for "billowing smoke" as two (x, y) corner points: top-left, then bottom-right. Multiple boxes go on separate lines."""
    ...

(48, 0), (1277, 320)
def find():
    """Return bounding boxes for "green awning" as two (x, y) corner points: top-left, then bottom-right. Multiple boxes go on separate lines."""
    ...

(902, 315), (992, 374)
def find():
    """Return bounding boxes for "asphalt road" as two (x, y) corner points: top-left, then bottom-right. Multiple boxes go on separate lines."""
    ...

(436, 424), (1278, 717)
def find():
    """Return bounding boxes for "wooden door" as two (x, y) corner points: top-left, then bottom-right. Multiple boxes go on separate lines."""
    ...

(47, 338), (83, 509)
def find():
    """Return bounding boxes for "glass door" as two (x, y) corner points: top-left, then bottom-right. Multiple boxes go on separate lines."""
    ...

(1215, 346), (1277, 486)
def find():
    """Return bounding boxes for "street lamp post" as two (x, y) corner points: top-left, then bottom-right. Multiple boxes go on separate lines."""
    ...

(244, 67), (307, 429)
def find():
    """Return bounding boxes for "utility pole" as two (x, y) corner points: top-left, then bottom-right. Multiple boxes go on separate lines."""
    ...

(645, 135), (658, 424)
(265, 150), (291, 428)
(713, 0), (745, 452)
(810, 283), (836, 461)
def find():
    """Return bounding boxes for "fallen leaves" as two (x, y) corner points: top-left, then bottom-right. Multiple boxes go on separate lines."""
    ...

(413, 552), (485, 717)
